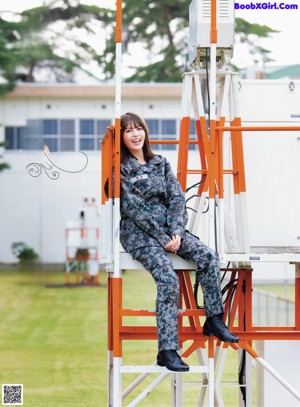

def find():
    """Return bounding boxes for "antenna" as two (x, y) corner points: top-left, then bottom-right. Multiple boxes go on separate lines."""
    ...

(188, 0), (235, 68)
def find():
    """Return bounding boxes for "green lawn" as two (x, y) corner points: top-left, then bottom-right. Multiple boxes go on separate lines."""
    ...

(0, 267), (249, 406)
(253, 283), (295, 301)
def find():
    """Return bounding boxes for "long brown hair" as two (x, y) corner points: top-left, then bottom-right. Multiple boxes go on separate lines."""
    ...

(120, 112), (155, 163)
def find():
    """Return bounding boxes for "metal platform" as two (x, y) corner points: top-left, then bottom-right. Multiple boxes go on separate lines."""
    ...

(119, 246), (300, 271)
(119, 251), (196, 270)
(223, 246), (300, 263)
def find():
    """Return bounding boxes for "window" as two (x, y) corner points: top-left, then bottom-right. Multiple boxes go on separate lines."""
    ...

(5, 119), (77, 152)
(43, 119), (57, 135)
(23, 120), (42, 150)
(80, 138), (94, 151)
(79, 119), (96, 150)
(80, 119), (94, 135)
(189, 120), (197, 151)
(43, 138), (58, 152)
(61, 138), (75, 151)
(60, 120), (75, 152)
(61, 120), (75, 135)
(97, 119), (111, 149)
(4, 117), (180, 152)
(97, 119), (111, 138)
(27, 119), (41, 136)
(41, 119), (58, 151)
(145, 118), (177, 151)
(162, 119), (176, 135)
(79, 119), (111, 151)
(5, 127), (15, 150)
(146, 119), (159, 135)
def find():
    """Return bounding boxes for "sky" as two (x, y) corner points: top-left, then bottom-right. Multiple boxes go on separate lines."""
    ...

(1, 0), (299, 69)
(232, 3), (300, 67)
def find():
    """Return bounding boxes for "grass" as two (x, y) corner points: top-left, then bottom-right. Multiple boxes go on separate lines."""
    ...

(0, 267), (252, 406)
(0, 268), (107, 407)
(253, 283), (295, 301)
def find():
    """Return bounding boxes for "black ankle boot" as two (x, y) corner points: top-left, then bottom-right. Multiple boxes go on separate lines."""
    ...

(157, 350), (189, 372)
(203, 314), (239, 343)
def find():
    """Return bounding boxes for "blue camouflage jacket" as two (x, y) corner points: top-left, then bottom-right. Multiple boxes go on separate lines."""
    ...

(120, 155), (188, 253)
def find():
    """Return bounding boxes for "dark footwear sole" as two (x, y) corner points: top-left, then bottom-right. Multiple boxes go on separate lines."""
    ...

(157, 361), (190, 372)
(203, 329), (239, 343)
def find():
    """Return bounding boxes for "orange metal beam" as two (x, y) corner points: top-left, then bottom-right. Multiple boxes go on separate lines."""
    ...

(216, 125), (300, 132)
(208, 119), (217, 198)
(112, 277), (122, 357)
(234, 117), (247, 192)
(177, 116), (191, 191)
(115, 0), (122, 43)
(210, 0), (217, 43)
(108, 276), (113, 352)
(217, 117), (225, 199)
(101, 125), (114, 204)
(117, 330), (300, 341)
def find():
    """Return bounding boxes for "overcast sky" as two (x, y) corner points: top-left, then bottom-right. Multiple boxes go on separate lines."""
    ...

(1, 0), (299, 68)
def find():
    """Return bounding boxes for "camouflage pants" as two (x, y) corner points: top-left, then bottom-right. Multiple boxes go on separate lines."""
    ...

(131, 232), (224, 351)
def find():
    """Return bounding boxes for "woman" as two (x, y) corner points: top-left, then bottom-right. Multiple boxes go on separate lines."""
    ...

(119, 112), (239, 372)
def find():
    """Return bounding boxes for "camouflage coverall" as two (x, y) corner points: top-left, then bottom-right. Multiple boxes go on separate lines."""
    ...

(120, 155), (224, 351)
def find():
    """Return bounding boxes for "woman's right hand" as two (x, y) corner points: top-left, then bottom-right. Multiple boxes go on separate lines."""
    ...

(164, 240), (174, 252)
(164, 235), (181, 254)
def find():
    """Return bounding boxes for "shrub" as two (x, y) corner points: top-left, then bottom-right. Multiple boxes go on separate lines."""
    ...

(11, 242), (39, 263)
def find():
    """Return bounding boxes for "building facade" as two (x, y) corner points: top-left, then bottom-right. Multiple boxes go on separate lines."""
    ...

(0, 81), (299, 282)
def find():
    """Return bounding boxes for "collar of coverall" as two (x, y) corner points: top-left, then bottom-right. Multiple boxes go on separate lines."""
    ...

(127, 155), (164, 172)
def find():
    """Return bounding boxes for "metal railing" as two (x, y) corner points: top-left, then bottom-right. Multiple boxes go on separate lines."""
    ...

(253, 288), (295, 326)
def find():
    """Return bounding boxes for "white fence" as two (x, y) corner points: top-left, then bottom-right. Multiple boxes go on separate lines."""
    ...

(253, 288), (295, 326)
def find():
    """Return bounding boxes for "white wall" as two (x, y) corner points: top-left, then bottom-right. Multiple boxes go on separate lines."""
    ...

(238, 80), (300, 282)
(0, 151), (101, 263)
(256, 340), (300, 406)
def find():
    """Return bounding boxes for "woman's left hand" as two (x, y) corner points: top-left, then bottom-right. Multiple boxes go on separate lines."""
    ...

(164, 234), (181, 253)
(171, 234), (181, 253)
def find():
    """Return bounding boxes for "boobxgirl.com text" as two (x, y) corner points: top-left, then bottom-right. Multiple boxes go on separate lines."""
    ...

(235, 2), (298, 9)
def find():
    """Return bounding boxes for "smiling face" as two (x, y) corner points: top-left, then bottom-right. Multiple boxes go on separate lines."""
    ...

(122, 121), (146, 155)
(120, 112), (155, 163)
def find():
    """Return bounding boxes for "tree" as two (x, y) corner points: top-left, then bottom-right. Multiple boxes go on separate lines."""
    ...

(234, 18), (279, 67)
(100, 0), (189, 82)
(0, 17), (20, 94)
(100, 1), (279, 82)
(0, 0), (279, 91)
(0, 141), (10, 172)
(11, 241), (38, 265)
(0, 1), (114, 94)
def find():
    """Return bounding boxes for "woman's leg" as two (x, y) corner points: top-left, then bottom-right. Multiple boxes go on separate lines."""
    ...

(177, 233), (239, 343)
(177, 233), (224, 317)
(131, 246), (180, 351)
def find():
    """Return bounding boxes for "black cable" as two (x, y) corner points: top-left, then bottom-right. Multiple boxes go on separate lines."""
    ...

(238, 311), (247, 405)
(220, 262), (231, 284)
(239, 348), (246, 404)
(227, 284), (238, 324)
(185, 194), (201, 204)
(238, 282), (247, 405)
(202, 203), (209, 214)
(193, 279), (204, 309)
(185, 193), (210, 213)
(221, 278), (239, 297)
(186, 178), (206, 193)
(186, 207), (197, 213)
